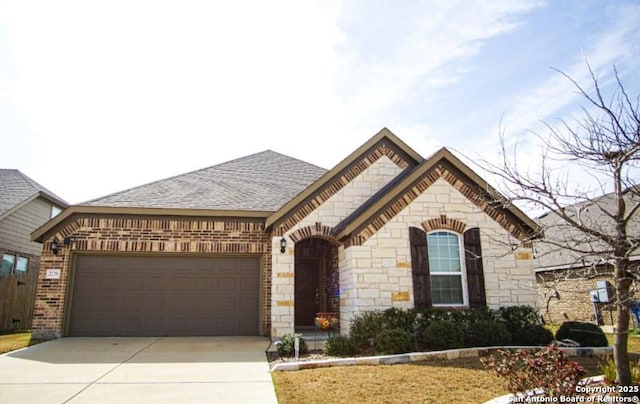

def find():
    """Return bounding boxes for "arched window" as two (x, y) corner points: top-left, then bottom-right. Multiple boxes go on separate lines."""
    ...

(427, 231), (466, 306)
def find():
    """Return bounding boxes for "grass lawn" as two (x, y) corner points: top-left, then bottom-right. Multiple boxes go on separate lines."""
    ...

(0, 332), (44, 354)
(272, 331), (640, 404)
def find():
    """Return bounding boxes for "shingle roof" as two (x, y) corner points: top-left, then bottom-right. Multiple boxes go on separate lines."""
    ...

(535, 186), (640, 271)
(0, 169), (68, 218)
(85, 150), (327, 211)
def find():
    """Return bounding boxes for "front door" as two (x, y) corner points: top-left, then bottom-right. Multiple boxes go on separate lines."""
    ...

(294, 258), (319, 326)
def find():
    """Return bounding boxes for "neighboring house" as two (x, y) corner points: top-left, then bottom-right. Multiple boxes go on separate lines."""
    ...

(31, 128), (540, 339)
(0, 169), (68, 330)
(535, 187), (640, 325)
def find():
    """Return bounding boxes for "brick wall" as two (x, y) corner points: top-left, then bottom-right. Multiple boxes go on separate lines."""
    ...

(33, 215), (271, 338)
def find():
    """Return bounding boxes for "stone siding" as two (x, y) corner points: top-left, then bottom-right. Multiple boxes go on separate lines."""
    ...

(271, 156), (404, 336)
(339, 178), (537, 330)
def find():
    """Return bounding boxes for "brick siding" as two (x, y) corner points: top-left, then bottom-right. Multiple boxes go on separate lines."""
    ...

(33, 215), (272, 338)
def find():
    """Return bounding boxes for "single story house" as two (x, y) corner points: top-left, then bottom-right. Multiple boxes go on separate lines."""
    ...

(31, 128), (540, 339)
(0, 169), (67, 330)
(535, 187), (640, 325)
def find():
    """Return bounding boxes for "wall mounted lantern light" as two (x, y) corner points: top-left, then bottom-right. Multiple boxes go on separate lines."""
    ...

(51, 238), (59, 255)
(280, 237), (287, 253)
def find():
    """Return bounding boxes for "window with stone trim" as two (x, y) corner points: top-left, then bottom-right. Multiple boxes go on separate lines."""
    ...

(410, 226), (486, 309)
(427, 231), (466, 305)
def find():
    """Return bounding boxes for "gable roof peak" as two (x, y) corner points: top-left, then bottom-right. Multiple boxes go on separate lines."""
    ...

(0, 169), (68, 218)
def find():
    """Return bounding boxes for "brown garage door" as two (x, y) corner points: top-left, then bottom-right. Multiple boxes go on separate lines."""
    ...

(69, 255), (260, 337)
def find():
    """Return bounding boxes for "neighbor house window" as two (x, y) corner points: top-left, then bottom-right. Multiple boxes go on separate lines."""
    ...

(427, 231), (466, 305)
(1, 254), (28, 275)
(15, 256), (28, 273)
(51, 205), (62, 218)
(2, 254), (16, 275)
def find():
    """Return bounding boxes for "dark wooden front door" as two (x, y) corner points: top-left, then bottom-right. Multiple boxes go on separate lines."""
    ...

(294, 258), (319, 326)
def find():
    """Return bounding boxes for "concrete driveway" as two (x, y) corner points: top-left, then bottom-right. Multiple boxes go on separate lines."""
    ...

(0, 337), (278, 404)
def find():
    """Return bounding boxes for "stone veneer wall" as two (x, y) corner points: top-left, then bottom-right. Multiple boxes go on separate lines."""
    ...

(271, 156), (404, 336)
(33, 216), (271, 339)
(537, 269), (618, 326)
(338, 177), (537, 331)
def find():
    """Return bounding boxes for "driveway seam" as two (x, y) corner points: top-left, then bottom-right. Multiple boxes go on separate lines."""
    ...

(61, 337), (162, 404)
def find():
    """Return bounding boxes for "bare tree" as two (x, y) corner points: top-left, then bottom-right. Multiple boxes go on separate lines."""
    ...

(481, 64), (640, 386)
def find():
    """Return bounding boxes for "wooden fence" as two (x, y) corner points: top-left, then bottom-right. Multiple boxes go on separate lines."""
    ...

(0, 272), (38, 330)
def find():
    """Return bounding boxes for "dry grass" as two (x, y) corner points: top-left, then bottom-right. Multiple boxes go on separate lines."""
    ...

(0, 332), (44, 354)
(272, 357), (507, 404)
(272, 330), (640, 404)
(271, 355), (609, 404)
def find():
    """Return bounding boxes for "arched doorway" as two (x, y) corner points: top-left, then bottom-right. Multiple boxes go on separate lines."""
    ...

(294, 237), (339, 330)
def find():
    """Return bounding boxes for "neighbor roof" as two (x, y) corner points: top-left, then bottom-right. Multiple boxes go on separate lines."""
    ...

(0, 169), (68, 220)
(84, 150), (327, 211)
(535, 186), (640, 272)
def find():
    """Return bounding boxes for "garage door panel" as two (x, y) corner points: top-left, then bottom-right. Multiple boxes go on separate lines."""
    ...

(69, 255), (259, 336)
(147, 277), (167, 291)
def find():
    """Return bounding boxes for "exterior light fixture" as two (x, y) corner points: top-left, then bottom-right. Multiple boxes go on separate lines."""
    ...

(63, 236), (74, 246)
(51, 239), (59, 255)
(280, 238), (287, 253)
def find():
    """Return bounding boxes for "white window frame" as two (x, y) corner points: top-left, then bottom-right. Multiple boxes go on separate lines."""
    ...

(427, 230), (468, 307)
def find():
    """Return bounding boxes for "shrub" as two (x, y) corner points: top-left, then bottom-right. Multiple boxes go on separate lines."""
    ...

(323, 335), (357, 357)
(497, 305), (540, 334)
(450, 307), (498, 329)
(511, 324), (554, 346)
(349, 310), (385, 348)
(380, 307), (416, 332)
(421, 320), (464, 351)
(481, 345), (587, 397)
(555, 321), (608, 347)
(375, 328), (417, 355)
(465, 320), (511, 347)
(276, 333), (308, 357)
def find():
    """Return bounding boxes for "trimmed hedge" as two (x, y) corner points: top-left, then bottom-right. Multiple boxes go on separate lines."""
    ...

(555, 321), (608, 347)
(375, 328), (417, 355)
(421, 320), (465, 351)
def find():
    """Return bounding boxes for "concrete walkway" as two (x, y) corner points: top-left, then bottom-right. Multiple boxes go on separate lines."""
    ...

(0, 337), (278, 404)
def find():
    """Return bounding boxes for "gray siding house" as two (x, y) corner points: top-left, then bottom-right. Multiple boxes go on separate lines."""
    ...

(0, 169), (67, 329)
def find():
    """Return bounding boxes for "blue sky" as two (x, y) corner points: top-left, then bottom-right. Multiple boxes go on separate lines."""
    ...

(1, 0), (638, 205)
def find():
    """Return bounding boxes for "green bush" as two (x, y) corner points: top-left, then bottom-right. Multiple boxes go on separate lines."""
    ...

(375, 328), (417, 355)
(276, 333), (308, 357)
(555, 321), (608, 347)
(450, 307), (498, 329)
(465, 320), (511, 347)
(511, 324), (554, 346)
(323, 335), (357, 357)
(421, 320), (465, 351)
(380, 307), (416, 332)
(349, 310), (385, 348)
(497, 305), (540, 334)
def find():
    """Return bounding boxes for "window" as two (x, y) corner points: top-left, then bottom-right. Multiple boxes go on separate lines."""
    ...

(51, 205), (62, 218)
(427, 231), (466, 305)
(1, 254), (28, 275)
(15, 256), (28, 273)
(2, 254), (15, 275)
